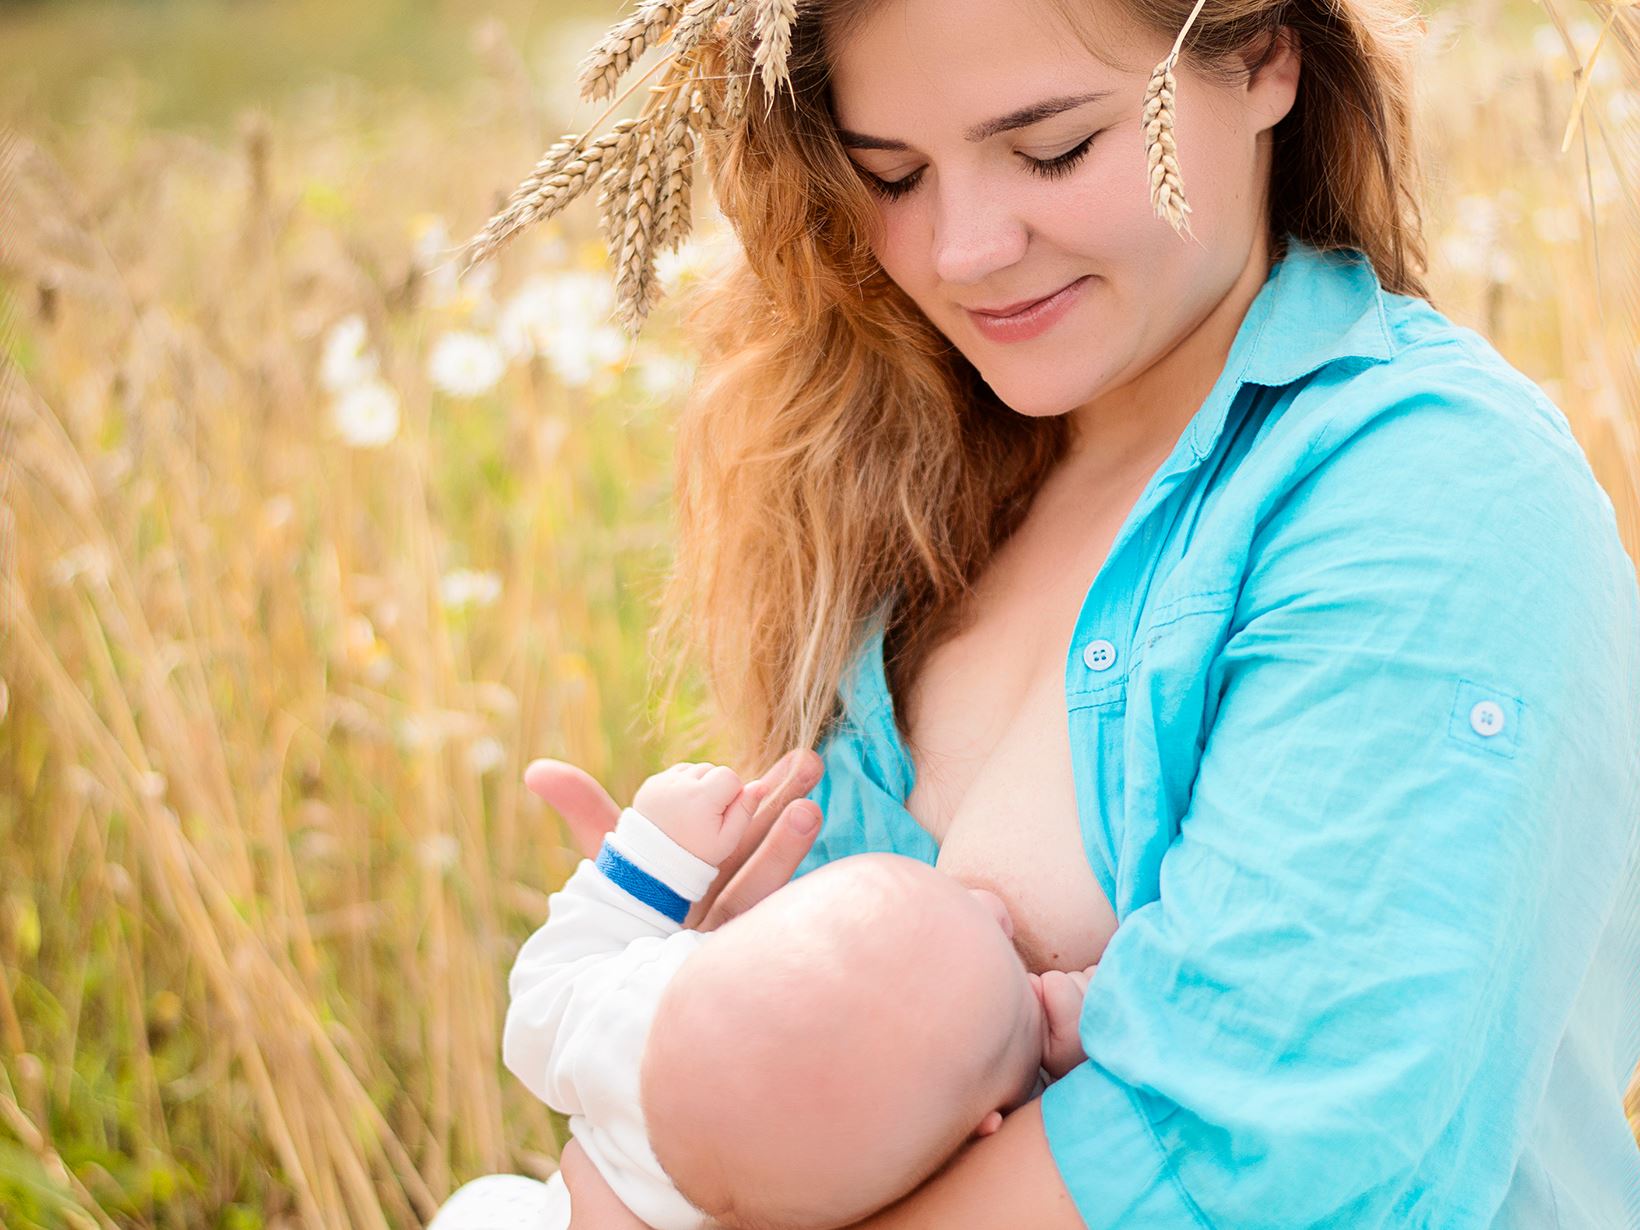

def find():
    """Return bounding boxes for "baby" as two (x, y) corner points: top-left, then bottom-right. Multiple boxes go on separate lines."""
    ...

(446, 761), (1095, 1230)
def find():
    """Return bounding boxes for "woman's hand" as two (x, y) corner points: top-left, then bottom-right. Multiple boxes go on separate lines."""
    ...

(523, 746), (824, 930)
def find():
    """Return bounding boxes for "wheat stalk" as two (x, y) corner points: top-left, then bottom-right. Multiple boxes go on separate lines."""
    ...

(1143, 0), (1211, 243)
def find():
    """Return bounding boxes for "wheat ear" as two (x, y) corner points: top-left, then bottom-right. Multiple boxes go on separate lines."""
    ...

(577, 0), (687, 103)
(751, 0), (798, 114)
(1144, 0), (1211, 242)
(459, 0), (797, 335)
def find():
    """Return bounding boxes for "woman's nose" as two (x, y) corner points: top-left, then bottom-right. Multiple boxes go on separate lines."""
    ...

(930, 184), (1029, 287)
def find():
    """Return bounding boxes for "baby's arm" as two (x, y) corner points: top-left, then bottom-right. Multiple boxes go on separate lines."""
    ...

(1031, 964), (1097, 1081)
(504, 760), (765, 1106)
(503, 805), (719, 1111)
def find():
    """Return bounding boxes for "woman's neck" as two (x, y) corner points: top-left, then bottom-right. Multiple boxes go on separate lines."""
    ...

(1061, 230), (1276, 493)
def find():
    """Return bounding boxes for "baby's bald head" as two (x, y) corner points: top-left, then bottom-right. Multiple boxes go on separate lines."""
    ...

(640, 854), (1038, 1230)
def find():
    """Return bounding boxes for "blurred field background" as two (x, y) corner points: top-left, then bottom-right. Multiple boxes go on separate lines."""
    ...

(0, 0), (1637, 1225)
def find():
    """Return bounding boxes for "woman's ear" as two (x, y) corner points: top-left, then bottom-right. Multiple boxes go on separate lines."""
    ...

(1244, 24), (1302, 134)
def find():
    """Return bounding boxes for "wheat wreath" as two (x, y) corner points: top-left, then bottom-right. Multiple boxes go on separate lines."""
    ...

(458, 0), (1212, 336)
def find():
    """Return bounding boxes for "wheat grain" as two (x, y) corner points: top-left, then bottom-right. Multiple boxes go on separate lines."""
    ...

(724, 0), (753, 120)
(577, 0), (688, 104)
(612, 98), (671, 333)
(459, 129), (598, 274)
(1142, 56), (1195, 239)
(1144, 0), (1211, 243)
(751, 0), (797, 113)
(669, 0), (732, 59)
(654, 97), (698, 254)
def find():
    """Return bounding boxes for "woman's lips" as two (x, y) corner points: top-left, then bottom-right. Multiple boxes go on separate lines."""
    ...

(965, 275), (1093, 344)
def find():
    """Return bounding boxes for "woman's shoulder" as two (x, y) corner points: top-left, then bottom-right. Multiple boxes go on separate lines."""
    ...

(1247, 288), (1612, 530)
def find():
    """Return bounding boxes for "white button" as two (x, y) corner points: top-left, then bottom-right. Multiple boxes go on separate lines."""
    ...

(1081, 639), (1118, 672)
(1469, 700), (1505, 737)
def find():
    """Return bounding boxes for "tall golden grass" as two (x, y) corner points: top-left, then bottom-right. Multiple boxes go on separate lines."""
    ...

(0, 1), (1636, 1225)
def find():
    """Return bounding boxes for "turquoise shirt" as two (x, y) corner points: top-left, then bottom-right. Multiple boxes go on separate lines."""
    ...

(792, 235), (1640, 1228)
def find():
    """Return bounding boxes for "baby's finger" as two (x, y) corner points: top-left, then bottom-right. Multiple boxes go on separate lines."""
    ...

(1041, 969), (1085, 1026)
(719, 778), (768, 840)
(717, 749), (819, 882)
(700, 764), (743, 805)
(696, 798), (821, 931)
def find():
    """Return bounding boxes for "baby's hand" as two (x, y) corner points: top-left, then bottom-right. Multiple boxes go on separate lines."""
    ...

(1031, 964), (1096, 1081)
(631, 762), (765, 867)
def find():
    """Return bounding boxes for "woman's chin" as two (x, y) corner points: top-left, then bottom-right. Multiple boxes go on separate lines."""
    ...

(981, 381), (1089, 422)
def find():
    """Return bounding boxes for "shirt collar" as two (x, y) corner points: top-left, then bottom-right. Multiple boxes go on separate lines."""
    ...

(1187, 233), (1401, 458)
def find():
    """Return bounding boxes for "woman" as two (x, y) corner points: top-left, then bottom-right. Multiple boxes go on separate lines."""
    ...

(454, 0), (1640, 1223)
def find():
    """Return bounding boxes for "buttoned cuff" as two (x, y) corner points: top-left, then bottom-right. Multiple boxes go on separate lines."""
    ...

(1040, 1060), (1204, 1227)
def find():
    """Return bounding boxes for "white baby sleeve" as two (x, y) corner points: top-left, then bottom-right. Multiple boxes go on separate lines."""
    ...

(503, 807), (719, 1230)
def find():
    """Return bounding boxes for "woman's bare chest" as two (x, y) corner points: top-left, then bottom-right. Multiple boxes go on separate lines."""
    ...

(898, 490), (1132, 974)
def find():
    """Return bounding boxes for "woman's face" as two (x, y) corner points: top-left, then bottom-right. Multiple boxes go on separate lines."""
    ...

(826, 0), (1300, 429)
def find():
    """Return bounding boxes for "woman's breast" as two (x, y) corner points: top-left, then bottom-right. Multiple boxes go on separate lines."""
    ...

(904, 657), (1119, 975)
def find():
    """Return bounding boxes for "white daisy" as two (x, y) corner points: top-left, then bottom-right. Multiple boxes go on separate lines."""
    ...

(467, 736), (506, 776)
(428, 330), (506, 398)
(331, 380), (401, 448)
(1531, 205), (1580, 246)
(417, 834), (462, 871)
(543, 320), (631, 391)
(439, 568), (502, 610)
(635, 352), (697, 401)
(413, 215), (460, 310)
(319, 313), (379, 393)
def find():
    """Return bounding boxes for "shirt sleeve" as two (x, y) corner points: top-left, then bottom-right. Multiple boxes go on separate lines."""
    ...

(502, 807), (716, 1110)
(502, 811), (719, 1230)
(1040, 366), (1640, 1227)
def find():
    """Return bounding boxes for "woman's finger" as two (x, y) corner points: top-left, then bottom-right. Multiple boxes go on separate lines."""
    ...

(522, 758), (622, 859)
(696, 797), (822, 931)
(730, 747), (821, 869)
(686, 747), (821, 924)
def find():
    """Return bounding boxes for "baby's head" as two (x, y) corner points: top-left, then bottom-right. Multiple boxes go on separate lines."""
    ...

(640, 853), (1042, 1230)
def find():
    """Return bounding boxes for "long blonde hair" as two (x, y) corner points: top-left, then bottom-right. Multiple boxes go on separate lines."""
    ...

(648, 0), (1432, 772)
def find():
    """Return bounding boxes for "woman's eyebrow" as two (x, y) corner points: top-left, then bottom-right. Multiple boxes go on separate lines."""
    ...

(836, 90), (1115, 150)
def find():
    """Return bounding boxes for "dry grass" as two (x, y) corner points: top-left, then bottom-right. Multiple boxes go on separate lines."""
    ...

(0, 1), (1636, 1226)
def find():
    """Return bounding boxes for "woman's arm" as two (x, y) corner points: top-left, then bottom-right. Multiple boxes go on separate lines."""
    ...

(841, 1100), (1082, 1229)
(933, 373), (1640, 1228)
(561, 1100), (1084, 1230)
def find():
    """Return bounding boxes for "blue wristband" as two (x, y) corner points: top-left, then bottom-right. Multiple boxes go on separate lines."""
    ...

(594, 839), (692, 924)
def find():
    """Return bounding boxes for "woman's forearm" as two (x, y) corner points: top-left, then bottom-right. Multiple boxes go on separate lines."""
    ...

(842, 1099), (1083, 1229)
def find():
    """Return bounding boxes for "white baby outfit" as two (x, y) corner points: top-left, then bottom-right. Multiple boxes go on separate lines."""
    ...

(429, 805), (720, 1230)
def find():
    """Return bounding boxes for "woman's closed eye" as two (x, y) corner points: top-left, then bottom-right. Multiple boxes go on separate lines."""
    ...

(857, 132), (1101, 202)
